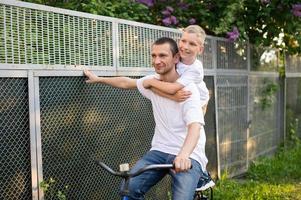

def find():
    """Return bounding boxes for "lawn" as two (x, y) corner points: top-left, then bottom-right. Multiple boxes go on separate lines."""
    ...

(213, 143), (301, 200)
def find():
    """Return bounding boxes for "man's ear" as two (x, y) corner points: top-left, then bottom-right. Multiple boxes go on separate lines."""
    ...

(174, 53), (180, 63)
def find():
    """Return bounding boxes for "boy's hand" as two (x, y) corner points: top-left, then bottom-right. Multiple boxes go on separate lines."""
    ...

(84, 69), (99, 83)
(174, 89), (192, 102)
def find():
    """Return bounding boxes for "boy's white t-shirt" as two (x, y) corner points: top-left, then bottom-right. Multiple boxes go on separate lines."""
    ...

(176, 59), (210, 106)
(137, 75), (208, 171)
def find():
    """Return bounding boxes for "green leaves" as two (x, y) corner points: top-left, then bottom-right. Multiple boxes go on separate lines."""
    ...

(81, 0), (153, 23)
(40, 178), (69, 200)
(259, 79), (279, 110)
(24, 0), (301, 54)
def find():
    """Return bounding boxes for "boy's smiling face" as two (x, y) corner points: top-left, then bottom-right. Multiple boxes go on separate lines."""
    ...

(178, 32), (204, 63)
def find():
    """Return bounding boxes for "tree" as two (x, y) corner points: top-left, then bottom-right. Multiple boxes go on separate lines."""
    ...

(25, 0), (301, 54)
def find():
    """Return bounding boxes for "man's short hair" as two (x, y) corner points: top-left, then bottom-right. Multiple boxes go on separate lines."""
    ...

(183, 25), (206, 46)
(153, 37), (179, 56)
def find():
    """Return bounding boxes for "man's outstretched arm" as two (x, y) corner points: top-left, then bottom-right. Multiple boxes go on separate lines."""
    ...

(84, 69), (137, 89)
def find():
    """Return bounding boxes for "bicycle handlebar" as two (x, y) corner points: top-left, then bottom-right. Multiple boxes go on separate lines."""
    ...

(130, 164), (174, 177)
(95, 160), (124, 176)
(95, 160), (173, 178)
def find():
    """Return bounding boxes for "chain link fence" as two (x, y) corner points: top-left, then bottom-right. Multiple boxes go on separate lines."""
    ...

(216, 75), (249, 175)
(0, 1), (288, 199)
(39, 76), (170, 199)
(0, 78), (32, 200)
(248, 76), (283, 160)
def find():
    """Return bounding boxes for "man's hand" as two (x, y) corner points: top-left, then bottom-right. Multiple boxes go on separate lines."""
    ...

(173, 154), (191, 173)
(84, 69), (99, 83)
(173, 89), (192, 102)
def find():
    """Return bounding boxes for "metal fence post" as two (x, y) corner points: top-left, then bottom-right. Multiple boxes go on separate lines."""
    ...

(112, 20), (119, 72)
(28, 71), (39, 200)
(32, 75), (44, 200)
(246, 42), (251, 170)
(212, 37), (221, 179)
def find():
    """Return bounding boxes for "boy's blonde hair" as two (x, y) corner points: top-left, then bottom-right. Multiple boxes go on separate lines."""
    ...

(183, 25), (206, 46)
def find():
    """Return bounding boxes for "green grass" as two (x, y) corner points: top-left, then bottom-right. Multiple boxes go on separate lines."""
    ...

(213, 144), (301, 200)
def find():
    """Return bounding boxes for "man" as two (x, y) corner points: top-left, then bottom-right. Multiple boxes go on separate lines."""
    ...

(84, 37), (208, 200)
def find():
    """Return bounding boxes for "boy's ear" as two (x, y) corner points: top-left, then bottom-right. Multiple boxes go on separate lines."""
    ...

(199, 45), (204, 55)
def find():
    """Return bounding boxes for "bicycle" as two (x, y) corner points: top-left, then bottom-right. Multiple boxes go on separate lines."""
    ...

(95, 160), (214, 200)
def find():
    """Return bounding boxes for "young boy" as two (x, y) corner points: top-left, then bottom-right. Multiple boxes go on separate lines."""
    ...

(143, 25), (210, 114)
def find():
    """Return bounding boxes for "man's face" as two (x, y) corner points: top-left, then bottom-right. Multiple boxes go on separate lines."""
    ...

(151, 43), (179, 75)
(178, 32), (203, 61)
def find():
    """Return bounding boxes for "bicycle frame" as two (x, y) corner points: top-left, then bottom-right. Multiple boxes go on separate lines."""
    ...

(96, 160), (214, 200)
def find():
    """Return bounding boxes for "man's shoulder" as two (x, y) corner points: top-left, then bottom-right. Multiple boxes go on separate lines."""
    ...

(181, 83), (202, 112)
(137, 74), (156, 84)
(137, 74), (158, 98)
(184, 82), (198, 89)
(183, 83), (200, 98)
(141, 74), (156, 80)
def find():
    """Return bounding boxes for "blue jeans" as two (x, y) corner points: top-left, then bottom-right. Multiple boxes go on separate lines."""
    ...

(121, 150), (204, 200)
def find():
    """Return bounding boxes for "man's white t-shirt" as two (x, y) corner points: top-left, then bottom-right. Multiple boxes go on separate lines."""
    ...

(176, 59), (209, 106)
(137, 75), (208, 171)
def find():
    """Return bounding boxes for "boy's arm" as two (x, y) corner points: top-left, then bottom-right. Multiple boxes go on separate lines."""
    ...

(150, 87), (191, 102)
(84, 69), (137, 89)
(143, 78), (184, 94)
(143, 64), (202, 95)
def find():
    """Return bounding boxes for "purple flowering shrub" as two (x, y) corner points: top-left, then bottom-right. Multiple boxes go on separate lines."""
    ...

(292, 4), (301, 17)
(136, 0), (154, 7)
(132, 0), (300, 53)
(227, 27), (240, 42)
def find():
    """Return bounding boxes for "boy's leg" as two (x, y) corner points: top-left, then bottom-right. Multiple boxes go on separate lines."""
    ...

(201, 104), (208, 116)
(121, 150), (169, 200)
(196, 171), (215, 191)
(170, 159), (203, 200)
